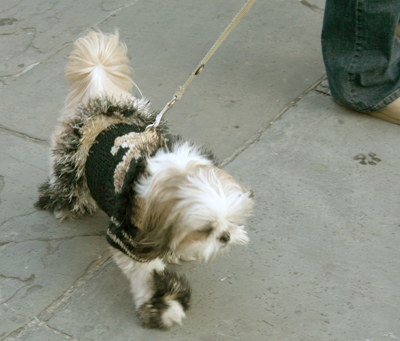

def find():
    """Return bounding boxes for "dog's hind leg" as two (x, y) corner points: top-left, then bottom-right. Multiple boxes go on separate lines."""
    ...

(35, 173), (97, 220)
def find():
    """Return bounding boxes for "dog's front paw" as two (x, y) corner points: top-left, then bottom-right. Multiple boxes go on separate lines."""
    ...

(138, 297), (186, 328)
(137, 269), (191, 329)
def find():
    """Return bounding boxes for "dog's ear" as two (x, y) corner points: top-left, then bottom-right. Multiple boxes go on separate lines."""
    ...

(132, 198), (179, 260)
(132, 171), (185, 260)
(132, 220), (174, 261)
(135, 185), (180, 260)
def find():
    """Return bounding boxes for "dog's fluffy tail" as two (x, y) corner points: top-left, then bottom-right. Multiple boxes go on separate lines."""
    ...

(63, 31), (135, 119)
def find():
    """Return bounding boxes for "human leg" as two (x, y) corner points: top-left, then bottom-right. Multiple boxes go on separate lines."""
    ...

(321, 0), (400, 122)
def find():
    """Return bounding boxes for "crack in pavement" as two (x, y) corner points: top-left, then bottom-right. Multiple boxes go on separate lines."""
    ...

(0, 0), (23, 15)
(1, 317), (78, 341)
(0, 126), (48, 146)
(0, 232), (107, 247)
(1, 319), (80, 341)
(0, 274), (35, 306)
(42, 324), (79, 341)
(0, 273), (35, 283)
(5, 154), (48, 172)
(299, 0), (324, 12)
(0, 18), (18, 26)
(0, 175), (4, 195)
(0, 210), (37, 230)
(2, 61), (39, 78)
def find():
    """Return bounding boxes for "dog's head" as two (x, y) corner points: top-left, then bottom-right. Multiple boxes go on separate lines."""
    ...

(133, 142), (254, 262)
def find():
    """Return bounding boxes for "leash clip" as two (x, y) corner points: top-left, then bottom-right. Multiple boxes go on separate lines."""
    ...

(145, 96), (177, 132)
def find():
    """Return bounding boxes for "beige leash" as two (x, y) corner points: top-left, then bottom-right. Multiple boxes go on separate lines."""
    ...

(146, 0), (256, 131)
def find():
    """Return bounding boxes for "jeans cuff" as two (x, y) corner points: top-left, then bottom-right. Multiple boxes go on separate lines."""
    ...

(365, 87), (400, 113)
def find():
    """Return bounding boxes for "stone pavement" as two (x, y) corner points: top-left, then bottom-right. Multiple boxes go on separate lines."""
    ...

(0, 1), (399, 340)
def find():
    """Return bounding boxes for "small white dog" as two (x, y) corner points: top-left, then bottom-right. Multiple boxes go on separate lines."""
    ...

(36, 31), (254, 329)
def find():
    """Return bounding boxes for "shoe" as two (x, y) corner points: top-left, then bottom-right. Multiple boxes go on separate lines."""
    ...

(335, 98), (400, 125)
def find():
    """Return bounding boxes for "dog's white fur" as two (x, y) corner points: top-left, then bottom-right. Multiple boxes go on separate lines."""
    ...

(55, 31), (254, 328)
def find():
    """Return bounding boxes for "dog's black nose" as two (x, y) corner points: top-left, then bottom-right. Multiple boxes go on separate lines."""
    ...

(219, 232), (230, 244)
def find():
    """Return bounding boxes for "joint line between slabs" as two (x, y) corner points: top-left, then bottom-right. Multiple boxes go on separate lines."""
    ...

(220, 74), (327, 168)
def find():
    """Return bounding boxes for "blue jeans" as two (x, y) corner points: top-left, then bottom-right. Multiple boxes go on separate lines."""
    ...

(321, 0), (400, 113)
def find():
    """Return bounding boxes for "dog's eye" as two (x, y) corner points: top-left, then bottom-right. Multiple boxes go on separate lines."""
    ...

(201, 225), (213, 236)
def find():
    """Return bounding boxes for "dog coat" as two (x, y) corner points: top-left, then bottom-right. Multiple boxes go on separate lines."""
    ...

(36, 97), (172, 262)
(86, 123), (164, 261)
